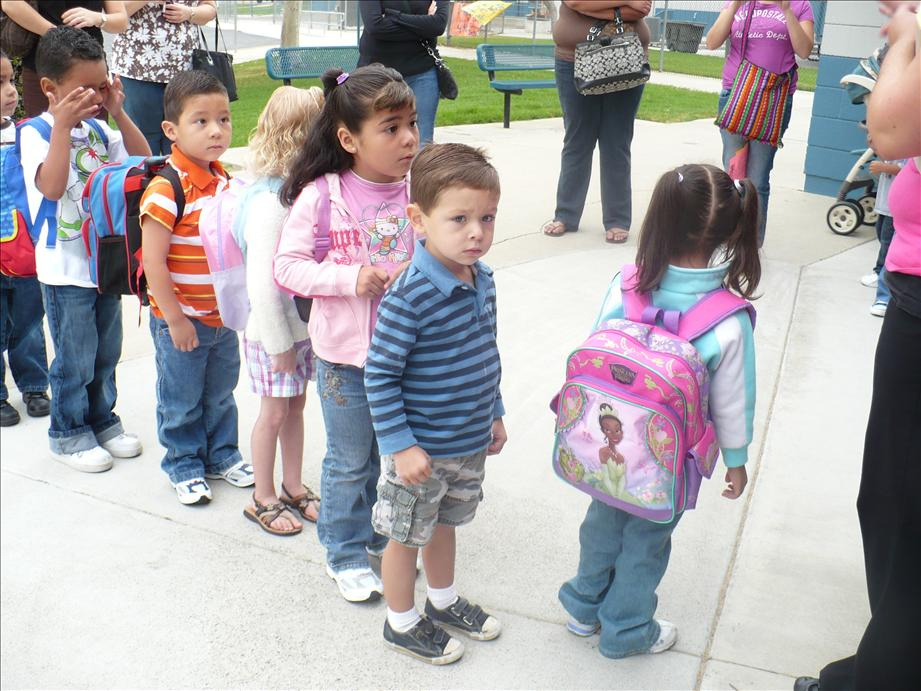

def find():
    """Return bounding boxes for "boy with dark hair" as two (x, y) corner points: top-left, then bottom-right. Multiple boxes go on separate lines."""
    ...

(140, 70), (254, 505)
(365, 143), (507, 665)
(19, 27), (150, 471)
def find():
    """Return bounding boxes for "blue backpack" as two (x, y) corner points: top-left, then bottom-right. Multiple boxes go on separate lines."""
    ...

(0, 117), (107, 277)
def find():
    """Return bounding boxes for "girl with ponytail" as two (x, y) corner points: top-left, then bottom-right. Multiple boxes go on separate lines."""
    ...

(559, 163), (761, 660)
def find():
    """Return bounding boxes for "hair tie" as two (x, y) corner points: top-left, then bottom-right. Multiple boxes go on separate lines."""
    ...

(676, 171), (684, 183)
(733, 179), (745, 198)
(336, 72), (350, 85)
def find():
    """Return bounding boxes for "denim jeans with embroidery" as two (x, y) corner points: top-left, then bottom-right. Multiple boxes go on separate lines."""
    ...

(1, 275), (49, 402)
(40, 284), (124, 453)
(150, 315), (242, 483)
(316, 357), (388, 572)
(559, 499), (681, 658)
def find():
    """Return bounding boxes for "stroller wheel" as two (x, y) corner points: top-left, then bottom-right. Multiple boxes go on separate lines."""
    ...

(858, 194), (878, 225)
(827, 201), (863, 235)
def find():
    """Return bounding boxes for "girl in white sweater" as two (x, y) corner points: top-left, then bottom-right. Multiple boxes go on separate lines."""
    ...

(239, 86), (324, 536)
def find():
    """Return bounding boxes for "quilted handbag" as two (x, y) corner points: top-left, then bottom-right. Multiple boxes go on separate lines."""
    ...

(714, 5), (793, 147)
(573, 9), (650, 96)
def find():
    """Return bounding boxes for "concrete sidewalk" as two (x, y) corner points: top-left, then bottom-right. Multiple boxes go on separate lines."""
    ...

(0, 114), (878, 689)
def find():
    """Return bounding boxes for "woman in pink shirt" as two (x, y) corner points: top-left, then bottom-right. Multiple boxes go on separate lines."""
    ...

(706, 0), (814, 245)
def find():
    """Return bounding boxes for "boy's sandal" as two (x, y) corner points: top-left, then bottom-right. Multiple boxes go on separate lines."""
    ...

(243, 495), (303, 536)
(280, 483), (321, 523)
(605, 228), (629, 244)
(541, 220), (570, 237)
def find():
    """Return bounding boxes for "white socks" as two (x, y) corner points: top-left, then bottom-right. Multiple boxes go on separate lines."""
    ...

(387, 607), (421, 633)
(427, 583), (458, 611)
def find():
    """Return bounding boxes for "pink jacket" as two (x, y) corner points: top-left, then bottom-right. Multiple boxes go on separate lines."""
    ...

(274, 172), (410, 368)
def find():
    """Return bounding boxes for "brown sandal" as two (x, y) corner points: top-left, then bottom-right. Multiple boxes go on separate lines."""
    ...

(280, 483), (321, 523)
(243, 494), (303, 536)
(605, 228), (629, 244)
(541, 219), (570, 237)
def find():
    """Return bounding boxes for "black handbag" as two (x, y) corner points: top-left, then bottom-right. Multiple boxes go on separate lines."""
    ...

(192, 19), (238, 102)
(421, 40), (458, 100)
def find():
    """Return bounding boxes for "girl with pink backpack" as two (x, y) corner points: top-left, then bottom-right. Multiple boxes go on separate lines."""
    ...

(557, 163), (761, 659)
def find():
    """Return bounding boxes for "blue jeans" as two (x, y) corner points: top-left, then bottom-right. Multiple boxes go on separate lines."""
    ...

(404, 67), (439, 144)
(559, 500), (681, 658)
(150, 316), (242, 483)
(121, 77), (171, 156)
(718, 88), (793, 245)
(554, 58), (644, 232)
(1, 275), (49, 402)
(40, 284), (124, 453)
(316, 358), (387, 571)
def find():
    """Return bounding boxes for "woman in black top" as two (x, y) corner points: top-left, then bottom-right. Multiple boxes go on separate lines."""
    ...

(358, 1), (449, 144)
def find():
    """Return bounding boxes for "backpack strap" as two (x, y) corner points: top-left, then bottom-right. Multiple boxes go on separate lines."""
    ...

(153, 163), (186, 221)
(677, 289), (756, 342)
(620, 263), (682, 334)
(313, 174), (332, 262)
(17, 118), (58, 247)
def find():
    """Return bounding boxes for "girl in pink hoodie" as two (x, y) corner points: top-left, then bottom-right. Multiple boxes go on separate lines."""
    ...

(275, 64), (419, 603)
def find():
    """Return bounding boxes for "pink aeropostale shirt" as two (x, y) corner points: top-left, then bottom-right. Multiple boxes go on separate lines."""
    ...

(885, 158), (921, 278)
(721, 0), (814, 91)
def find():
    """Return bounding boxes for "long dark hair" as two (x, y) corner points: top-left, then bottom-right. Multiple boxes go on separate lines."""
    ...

(635, 164), (761, 299)
(279, 64), (415, 207)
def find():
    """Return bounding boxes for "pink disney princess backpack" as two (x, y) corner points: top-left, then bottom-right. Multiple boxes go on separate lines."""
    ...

(551, 264), (755, 523)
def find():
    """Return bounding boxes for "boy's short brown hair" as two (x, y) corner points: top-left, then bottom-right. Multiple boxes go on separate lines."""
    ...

(163, 70), (228, 123)
(410, 143), (500, 213)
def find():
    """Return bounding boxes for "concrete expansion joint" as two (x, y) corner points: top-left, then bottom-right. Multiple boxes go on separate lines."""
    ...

(693, 265), (807, 690)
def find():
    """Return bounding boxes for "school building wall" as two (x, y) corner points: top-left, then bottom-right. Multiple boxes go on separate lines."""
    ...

(804, 1), (884, 198)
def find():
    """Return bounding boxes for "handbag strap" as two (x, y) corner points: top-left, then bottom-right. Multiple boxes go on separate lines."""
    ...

(738, 1), (755, 61)
(420, 40), (444, 68)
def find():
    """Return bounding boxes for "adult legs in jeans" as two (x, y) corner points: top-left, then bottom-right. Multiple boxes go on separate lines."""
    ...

(598, 84), (644, 233)
(559, 500), (680, 658)
(873, 214), (895, 275)
(404, 68), (439, 144)
(553, 59), (601, 231)
(0, 276), (49, 403)
(316, 358), (385, 571)
(819, 303), (921, 690)
(121, 77), (170, 156)
(718, 90), (792, 245)
(40, 284), (124, 454)
(150, 316), (242, 483)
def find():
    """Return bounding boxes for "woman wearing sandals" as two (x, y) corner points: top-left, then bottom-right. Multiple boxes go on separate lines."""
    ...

(238, 87), (325, 536)
(544, 1), (651, 244)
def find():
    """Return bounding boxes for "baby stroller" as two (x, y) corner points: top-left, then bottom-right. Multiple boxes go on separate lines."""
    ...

(826, 47), (886, 235)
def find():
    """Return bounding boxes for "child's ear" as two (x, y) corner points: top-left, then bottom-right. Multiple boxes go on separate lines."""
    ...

(161, 120), (178, 142)
(406, 203), (426, 234)
(336, 126), (357, 155)
(39, 76), (56, 100)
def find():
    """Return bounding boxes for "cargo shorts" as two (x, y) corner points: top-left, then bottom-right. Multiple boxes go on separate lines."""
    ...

(371, 449), (487, 547)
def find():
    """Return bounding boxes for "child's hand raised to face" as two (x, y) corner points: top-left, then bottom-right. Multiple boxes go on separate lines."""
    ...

(48, 87), (100, 129)
(722, 465), (748, 499)
(394, 445), (432, 485)
(101, 74), (126, 119)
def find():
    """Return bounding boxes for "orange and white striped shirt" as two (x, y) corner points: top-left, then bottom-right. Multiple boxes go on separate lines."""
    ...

(139, 146), (229, 327)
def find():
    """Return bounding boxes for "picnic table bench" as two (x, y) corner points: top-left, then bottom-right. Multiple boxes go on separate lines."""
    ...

(475, 44), (556, 128)
(265, 46), (360, 86)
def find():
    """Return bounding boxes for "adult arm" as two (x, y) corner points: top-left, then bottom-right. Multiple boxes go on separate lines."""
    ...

(782, 2), (814, 59)
(58, 1), (128, 33)
(0, 0), (55, 35)
(564, 1), (650, 23)
(162, 0), (217, 26)
(706, 1), (742, 50)
(358, 0), (422, 42)
(123, 0), (156, 16)
(868, 9), (921, 160)
(384, 0), (449, 39)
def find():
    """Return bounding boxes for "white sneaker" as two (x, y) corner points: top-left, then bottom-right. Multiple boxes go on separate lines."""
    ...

(648, 619), (678, 653)
(205, 459), (255, 487)
(870, 301), (888, 317)
(173, 478), (212, 505)
(860, 273), (879, 287)
(566, 617), (601, 637)
(326, 564), (384, 602)
(101, 432), (142, 459)
(51, 446), (113, 473)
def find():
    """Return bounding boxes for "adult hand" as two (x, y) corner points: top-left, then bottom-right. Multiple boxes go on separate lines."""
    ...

(61, 6), (105, 28)
(269, 348), (297, 375)
(163, 2), (195, 23)
(166, 316), (199, 352)
(355, 266), (390, 298)
(625, 0), (652, 14)
(779, 0), (792, 12)
(394, 445), (432, 485)
(487, 418), (507, 455)
(880, 2), (919, 42)
(48, 87), (100, 129)
(101, 74), (125, 118)
(722, 466), (748, 499)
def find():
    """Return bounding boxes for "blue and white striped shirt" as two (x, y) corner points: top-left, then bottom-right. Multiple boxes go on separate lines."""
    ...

(365, 240), (504, 457)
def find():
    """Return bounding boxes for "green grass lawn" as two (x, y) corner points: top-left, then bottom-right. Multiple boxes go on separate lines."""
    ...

(230, 56), (717, 147)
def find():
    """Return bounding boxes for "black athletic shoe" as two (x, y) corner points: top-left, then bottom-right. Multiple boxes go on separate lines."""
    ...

(424, 596), (502, 641)
(383, 616), (464, 665)
(0, 401), (20, 427)
(24, 392), (50, 417)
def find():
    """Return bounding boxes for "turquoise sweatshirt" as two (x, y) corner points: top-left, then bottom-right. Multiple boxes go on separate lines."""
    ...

(593, 264), (757, 468)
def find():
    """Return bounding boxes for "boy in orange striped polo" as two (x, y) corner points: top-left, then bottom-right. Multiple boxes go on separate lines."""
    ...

(140, 71), (253, 505)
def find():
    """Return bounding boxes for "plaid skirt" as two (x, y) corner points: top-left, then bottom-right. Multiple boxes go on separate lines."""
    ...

(243, 338), (315, 398)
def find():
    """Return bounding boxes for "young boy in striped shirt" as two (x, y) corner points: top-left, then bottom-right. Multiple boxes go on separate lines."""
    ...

(365, 144), (508, 665)
(140, 71), (253, 506)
